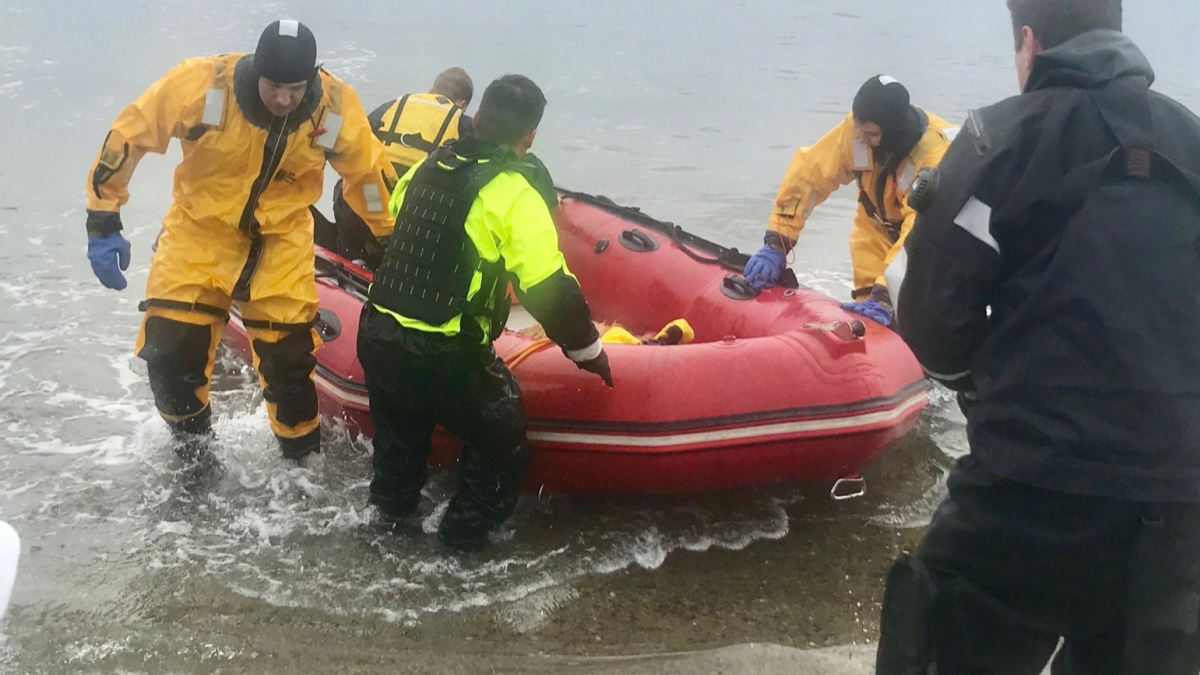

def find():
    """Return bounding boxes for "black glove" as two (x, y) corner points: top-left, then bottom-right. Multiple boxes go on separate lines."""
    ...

(575, 350), (613, 388)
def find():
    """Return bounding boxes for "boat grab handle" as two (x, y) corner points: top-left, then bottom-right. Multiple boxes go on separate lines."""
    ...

(619, 228), (660, 252)
(830, 475), (866, 501)
(720, 274), (762, 301)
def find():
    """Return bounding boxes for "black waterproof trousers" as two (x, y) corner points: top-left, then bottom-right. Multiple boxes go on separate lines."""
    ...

(357, 305), (532, 549)
(876, 456), (1200, 675)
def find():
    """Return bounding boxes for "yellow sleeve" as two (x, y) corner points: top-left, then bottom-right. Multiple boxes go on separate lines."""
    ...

(875, 137), (953, 287)
(329, 81), (399, 239)
(85, 58), (211, 215)
(769, 113), (858, 243)
(497, 182), (572, 292)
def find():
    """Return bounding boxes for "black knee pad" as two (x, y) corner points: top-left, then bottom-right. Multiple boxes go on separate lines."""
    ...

(253, 330), (319, 428)
(138, 316), (213, 418)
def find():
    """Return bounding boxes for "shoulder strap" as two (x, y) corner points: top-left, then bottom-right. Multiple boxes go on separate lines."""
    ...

(379, 94), (410, 146)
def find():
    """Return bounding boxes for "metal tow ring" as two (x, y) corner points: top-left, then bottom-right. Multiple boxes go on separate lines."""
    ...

(830, 475), (866, 501)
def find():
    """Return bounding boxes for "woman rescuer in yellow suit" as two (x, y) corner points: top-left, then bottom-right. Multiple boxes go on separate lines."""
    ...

(84, 20), (397, 460)
(743, 76), (957, 328)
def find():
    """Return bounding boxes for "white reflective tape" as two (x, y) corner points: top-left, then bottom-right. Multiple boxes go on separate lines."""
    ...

(531, 392), (930, 448)
(363, 183), (383, 212)
(279, 19), (300, 37)
(852, 138), (869, 170)
(317, 112), (343, 151)
(884, 247), (908, 316)
(944, 125), (961, 141)
(954, 196), (999, 253)
(567, 338), (603, 363)
(878, 75), (899, 86)
(897, 162), (916, 193)
(201, 88), (225, 127)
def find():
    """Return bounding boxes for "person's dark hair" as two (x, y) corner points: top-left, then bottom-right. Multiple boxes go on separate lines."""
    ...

(431, 67), (474, 107)
(473, 75), (546, 146)
(1006, 0), (1122, 50)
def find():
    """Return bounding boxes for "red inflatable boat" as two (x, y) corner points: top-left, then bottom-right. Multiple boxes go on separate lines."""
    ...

(223, 190), (928, 495)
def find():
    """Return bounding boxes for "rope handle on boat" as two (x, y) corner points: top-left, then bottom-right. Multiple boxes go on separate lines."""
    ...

(503, 337), (555, 370)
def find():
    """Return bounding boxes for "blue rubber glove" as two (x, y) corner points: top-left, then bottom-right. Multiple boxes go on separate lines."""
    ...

(87, 233), (132, 290)
(743, 245), (787, 289)
(841, 299), (894, 327)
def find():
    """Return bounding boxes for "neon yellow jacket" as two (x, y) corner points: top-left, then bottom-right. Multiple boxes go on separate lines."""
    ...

(377, 156), (581, 343)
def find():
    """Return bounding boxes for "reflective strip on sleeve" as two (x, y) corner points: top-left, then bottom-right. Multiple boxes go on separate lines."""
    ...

(954, 197), (999, 253)
(566, 337), (603, 362)
(363, 183), (384, 212)
(316, 112), (344, 151)
(201, 88), (225, 127)
(897, 162), (916, 193)
(883, 247), (908, 315)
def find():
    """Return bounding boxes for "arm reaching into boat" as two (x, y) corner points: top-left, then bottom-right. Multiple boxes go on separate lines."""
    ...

(744, 115), (856, 288)
(326, 82), (399, 241)
(499, 177), (612, 388)
(769, 114), (859, 246)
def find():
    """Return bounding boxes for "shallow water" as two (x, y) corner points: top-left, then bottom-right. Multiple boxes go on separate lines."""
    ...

(1, 0), (1198, 672)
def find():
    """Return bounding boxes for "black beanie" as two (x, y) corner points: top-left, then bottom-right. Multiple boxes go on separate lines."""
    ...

(852, 75), (911, 144)
(254, 20), (317, 84)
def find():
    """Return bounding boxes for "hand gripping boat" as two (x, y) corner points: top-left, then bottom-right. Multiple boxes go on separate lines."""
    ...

(223, 190), (928, 496)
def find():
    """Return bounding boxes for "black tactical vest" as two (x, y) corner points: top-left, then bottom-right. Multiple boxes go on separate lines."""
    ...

(368, 142), (513, 339)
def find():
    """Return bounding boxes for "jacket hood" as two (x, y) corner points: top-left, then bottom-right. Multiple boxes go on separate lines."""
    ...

(1026, 30), (1154, 93)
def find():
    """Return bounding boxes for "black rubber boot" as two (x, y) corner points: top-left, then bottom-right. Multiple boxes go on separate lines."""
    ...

(278, 427), (321, 461)
(167, 405), (216, 464)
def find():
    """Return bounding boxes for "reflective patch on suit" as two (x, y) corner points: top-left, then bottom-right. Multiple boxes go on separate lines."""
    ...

(279, 19), (300, 37)
(897, 162), (916, 193)
(852, 138), (870, 170)
(316, 112), (343, 151)
(363, 183), (384, 212)
(954, 196), (999, 253)
(878, 75), (899, 86)
(884, 247), (907, 316)
(201, 88), (226, 128)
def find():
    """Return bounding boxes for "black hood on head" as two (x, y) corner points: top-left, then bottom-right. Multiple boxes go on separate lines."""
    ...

(253, 19), (317, 84)
(234, 56), (322, 129)
(1026, 29), (1154, 93)
(853, 75), (912, 147)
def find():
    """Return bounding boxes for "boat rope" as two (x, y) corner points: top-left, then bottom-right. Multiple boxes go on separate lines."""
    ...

(503, 337), (555, 370)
